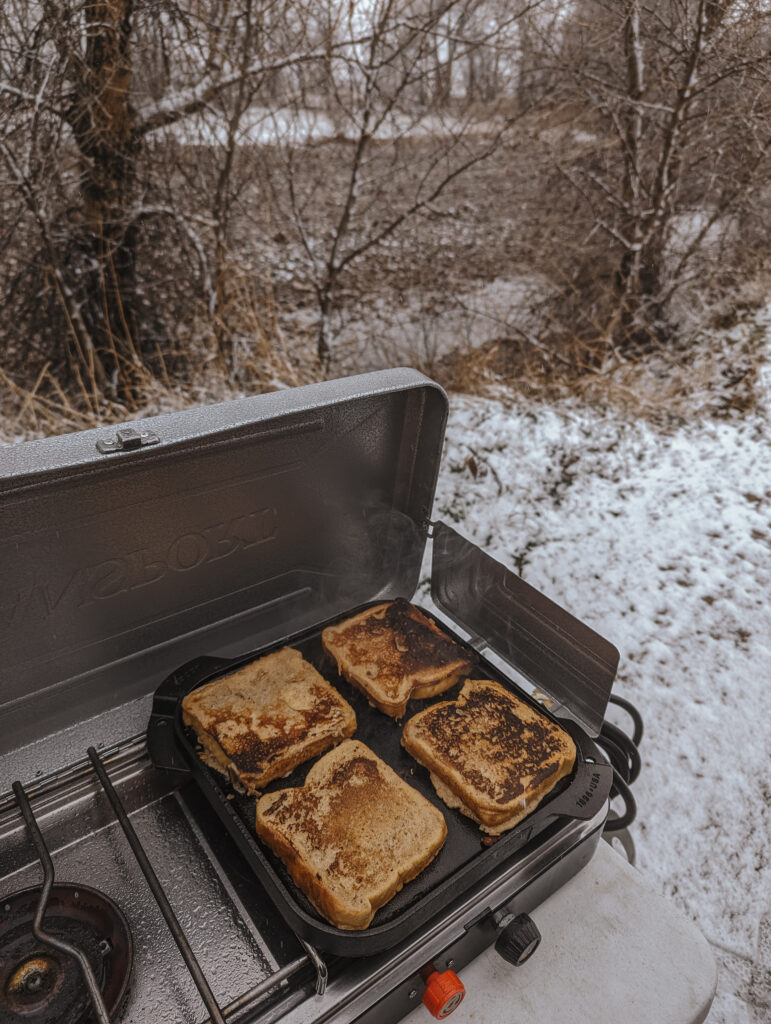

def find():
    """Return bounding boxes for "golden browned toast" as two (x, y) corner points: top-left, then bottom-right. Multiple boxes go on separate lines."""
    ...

(255, 739), (447, 929)
(402, 679), (576, 834)
(182, 647), (356, 794)
(321, 599), (474, 718)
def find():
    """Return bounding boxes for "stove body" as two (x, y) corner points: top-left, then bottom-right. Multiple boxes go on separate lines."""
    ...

(0, 369), (617, 1023)
(0, 735), (605, 1024)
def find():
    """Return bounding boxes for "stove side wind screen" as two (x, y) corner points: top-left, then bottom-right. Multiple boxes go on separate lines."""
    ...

(430, 522), (618, 737)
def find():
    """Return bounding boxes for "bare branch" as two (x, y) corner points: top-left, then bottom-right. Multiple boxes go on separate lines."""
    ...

(136, 38), (372, 136)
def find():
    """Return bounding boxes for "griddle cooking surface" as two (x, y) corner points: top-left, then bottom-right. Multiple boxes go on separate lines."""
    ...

(179, 615), (576, 931)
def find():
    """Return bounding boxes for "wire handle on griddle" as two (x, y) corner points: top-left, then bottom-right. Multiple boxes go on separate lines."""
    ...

(598, 694), (643, 834)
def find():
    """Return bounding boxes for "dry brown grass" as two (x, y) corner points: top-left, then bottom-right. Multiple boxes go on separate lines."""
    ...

(181, 259), (319, 390)
(428, 286), (768, 424)
(0, 260), (323, 444)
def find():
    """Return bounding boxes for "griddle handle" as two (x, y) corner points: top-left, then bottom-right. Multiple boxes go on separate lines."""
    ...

(146, 716), (191, 776)
(148, 655), (234, 774)
(543, 761), (613, 823)
(153, 655), (235, 714)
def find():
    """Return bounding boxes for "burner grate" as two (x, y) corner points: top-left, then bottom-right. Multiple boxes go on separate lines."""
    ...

(6, 751), (324, 1024)
(9, 784), (116, 1024)
(0, 882), (132, 1024)
(86, 749), (226, 1023)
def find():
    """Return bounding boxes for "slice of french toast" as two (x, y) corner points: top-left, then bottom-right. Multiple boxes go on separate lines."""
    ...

(182, 647), (356, 794)
(322, 599), (474, 718)
(255, 739), (447, 929)
(402, 679), (576, 833)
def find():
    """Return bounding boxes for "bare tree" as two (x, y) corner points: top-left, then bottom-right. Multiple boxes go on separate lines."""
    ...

(0, 0), (363, 403)
(2, 0), (767, 415)
(544, 0), (771, 359)
(263, 0), (537, 367)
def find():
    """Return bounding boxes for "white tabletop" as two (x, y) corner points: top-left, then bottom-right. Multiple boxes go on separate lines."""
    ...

(405, 840), (717, 1024)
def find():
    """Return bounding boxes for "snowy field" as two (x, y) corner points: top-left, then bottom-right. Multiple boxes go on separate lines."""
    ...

(433, 389), (771, 1022)
(164, 104), (501, 148)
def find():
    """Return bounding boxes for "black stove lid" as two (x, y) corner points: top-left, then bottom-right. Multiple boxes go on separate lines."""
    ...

(430, 522), (619, 736)
(0, 370), (447, 755)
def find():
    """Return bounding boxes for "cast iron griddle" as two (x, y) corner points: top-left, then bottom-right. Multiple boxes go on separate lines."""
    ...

(148, 603), (611, 957)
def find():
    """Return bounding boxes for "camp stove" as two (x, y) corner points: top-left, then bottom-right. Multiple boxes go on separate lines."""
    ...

(0, 369), (619, 1023)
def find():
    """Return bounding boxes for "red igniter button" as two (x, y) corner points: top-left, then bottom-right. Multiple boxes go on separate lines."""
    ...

(421, 969), (465, 1018)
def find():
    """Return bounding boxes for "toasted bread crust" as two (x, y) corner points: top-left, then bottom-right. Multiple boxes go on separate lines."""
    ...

(182, 648), (356, 794)
(402, 679), (576, 831)
(255, 740), (447, 929)
(322, 600), (474, 718)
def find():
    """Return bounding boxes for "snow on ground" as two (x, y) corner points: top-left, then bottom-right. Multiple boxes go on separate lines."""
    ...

(434, 391), (771, 1022)
(324, 275), (551, 372)
(165, 104), (502, 148)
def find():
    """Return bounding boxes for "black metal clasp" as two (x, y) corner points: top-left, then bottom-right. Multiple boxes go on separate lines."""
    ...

(96, 428), (160, 454)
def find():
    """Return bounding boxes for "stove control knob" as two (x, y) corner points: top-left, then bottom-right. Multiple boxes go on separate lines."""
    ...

(494, 912), (541, 966)
(421, 969), (465, 1018)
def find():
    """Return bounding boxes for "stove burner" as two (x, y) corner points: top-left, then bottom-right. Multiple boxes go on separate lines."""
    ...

(0, 884), (132, 1024)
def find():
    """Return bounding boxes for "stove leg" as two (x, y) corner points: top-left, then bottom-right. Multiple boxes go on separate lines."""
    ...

(603, 827), (636, 865)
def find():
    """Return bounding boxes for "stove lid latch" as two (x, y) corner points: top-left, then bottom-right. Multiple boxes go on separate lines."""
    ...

(96, 428), (160, 454)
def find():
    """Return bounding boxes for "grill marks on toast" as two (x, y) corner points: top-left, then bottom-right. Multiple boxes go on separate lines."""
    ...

(197, 694), (342, 774)
(255, 740), (448, 930)
(321, 599), (475, 717)
(182, 648), (356, 794)
(402, 680), (576, 834)
(418, 686), (562, 804)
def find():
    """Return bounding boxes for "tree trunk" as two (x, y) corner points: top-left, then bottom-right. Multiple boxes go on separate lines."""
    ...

(70, 0), (142, 402)
(317, 286), (332, 370)
(467, 51), (477, 103)
(613, 0), (717, 355)
(432, 3), (453, 107)
(614, 0), (647, 350)
(517, 15), (535, 110)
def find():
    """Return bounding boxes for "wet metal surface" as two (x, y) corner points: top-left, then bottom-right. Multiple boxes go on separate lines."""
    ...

(0, 756), (290, 1024)
(0, 699), (153, 796)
